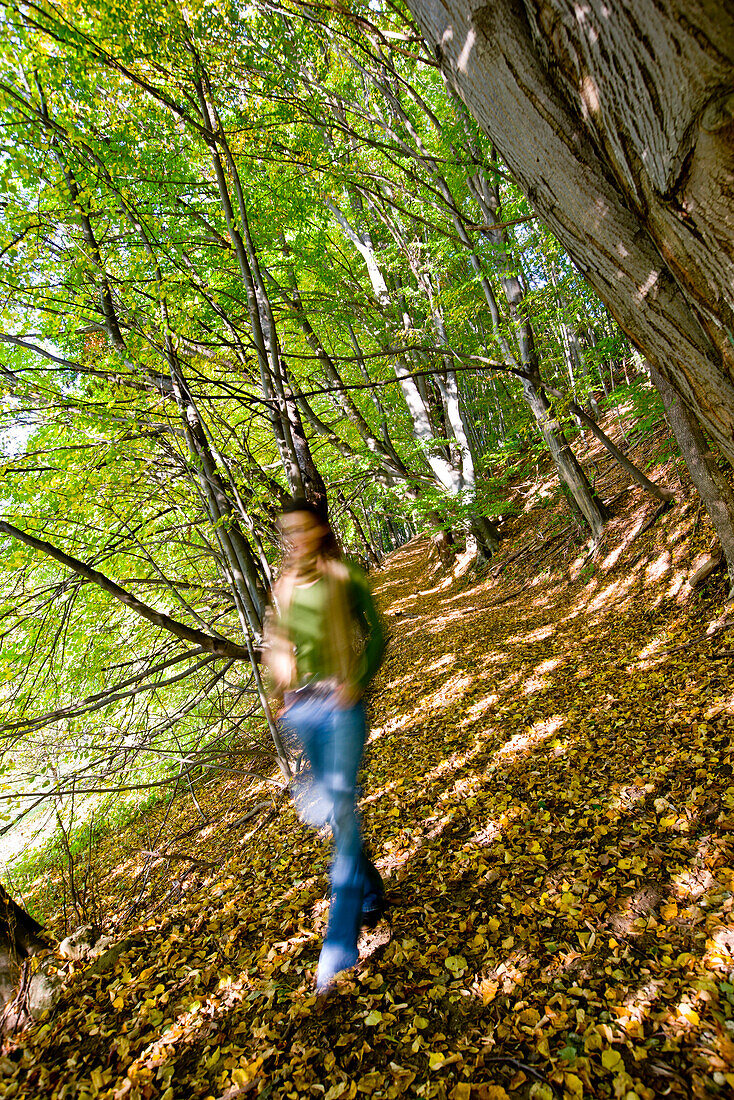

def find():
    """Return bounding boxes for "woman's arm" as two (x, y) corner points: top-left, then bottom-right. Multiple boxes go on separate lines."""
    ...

(348, 566), (386, 692)
(262, 605), (296, 700)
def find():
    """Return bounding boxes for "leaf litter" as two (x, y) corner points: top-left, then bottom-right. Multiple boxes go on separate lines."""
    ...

(3, 444), (734, 1100)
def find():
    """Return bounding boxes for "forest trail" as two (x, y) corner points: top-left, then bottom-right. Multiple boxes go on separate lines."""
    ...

(3, 480), (734, 1100)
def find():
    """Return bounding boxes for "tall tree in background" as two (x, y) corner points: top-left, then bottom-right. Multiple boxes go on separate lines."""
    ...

(405, 0), (734, 465)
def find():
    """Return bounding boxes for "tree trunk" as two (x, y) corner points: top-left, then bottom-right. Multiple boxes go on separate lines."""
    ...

(405, 0), (734, 466)
(1, 886), (46, 1018)
(429, 512), (456, 566)
(196, 80), (327, 514)
(522, 377), (609, 539)
(168, 359), (265, 633)
(429, 107), (609, 536)
(542, 385), (675, 504)
(272, 248), (411, 481)
(347, 504), (381, 568)
(648, 364), (734, 591)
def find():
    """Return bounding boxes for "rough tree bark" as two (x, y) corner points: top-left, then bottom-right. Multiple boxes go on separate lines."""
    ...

(648, 364), (734, 591)
(1, 886), (46, 1022)
(405, 0), (734, 466)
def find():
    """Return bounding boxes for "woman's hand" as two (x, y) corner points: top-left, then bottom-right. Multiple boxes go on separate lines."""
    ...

(335, 681), (361, 709)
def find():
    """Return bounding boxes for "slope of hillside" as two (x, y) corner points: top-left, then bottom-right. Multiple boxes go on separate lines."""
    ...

(3, 420), (734, 1100)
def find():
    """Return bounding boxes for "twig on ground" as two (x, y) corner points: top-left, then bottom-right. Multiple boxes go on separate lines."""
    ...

(140, 850), (215, 869)
(636, 499), (674, 537)
(227, 800), (277, 830)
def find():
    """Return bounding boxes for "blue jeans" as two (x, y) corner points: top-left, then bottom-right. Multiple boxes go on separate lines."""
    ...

(283, 691), (383, 990)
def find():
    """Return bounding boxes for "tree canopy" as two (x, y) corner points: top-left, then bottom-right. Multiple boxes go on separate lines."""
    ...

(0, 0), (731, 909)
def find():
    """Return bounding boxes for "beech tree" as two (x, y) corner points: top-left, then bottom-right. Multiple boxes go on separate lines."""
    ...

(404, 0), (734, 467)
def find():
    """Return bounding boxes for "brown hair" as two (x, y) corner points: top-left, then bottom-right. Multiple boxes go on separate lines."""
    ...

(278, 497), (341, 564)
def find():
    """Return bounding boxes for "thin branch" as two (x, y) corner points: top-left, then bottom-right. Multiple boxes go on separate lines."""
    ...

(0, 522), (250, 659)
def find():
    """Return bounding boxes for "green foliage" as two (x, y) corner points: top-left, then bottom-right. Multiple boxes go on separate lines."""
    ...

(0, 0), (641, 872)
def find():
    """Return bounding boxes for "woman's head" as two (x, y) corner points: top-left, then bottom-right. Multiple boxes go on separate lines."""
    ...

(277, 497), (339, 564)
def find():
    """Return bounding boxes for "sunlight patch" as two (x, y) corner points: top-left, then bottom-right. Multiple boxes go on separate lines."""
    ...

(494, 716), (562, 762)
(599, 544), (624, 571)
(465, 693), (499, 720)
(467, 818), (502, 847)
(537, 658), (562, 675)
(587, 575), (634, 611)
(505, 623), (553, 644)
(523, 660), (562, 694)
(457, 28), (476, 72)
(629, 631), (668, 664)
(425, 653), (456, 672)
(636, 269), (660, 302)
(666, 570), (687, 598)
(523, 674), (547, 695)
(426, 672), (473, 709)
(645, 550), (670, 583)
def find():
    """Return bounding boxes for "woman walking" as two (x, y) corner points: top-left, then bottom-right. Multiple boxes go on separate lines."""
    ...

(264, 498), (386, 993)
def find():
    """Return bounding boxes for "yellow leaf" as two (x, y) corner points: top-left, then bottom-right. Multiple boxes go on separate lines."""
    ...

(584, 1029), (602, 1052)
(518, 1007), (540, 1027)
(445, 955), (468, 976)
(325, 1085), (348, 1100)
(389, 1066), (416, 1096)
(364, 1010), (383, 1026)
(481, 980), (498, 1005)
(449, 1085), (472, 1100)
(660, 902), (678, 920)
(428, 1052), (446, 1071)
(357, 1071), (382, 1093)
(601, 1049), (622, 1072)
(564, 1072), (583, 1097)
(414, 1016), (429, 1029)
(324, 1085), (347, 1100)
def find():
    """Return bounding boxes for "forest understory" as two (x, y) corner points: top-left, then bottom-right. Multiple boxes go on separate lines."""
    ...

(3, 420), (734, 1100)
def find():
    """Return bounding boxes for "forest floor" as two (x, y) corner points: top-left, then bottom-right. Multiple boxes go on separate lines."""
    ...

(3, 414), (734, 1100)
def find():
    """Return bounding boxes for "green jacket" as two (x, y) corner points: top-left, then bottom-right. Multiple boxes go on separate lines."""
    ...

(281, 562), (385, 692)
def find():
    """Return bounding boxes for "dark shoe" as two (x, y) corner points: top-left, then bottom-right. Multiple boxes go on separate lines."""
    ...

(361, 895), (389, 930)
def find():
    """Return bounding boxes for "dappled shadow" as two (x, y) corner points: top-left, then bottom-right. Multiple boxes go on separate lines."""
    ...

(5, 424), (734, 1099)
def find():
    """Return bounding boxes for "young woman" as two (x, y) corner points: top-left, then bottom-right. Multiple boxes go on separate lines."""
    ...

(264, 498), (386, 992)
